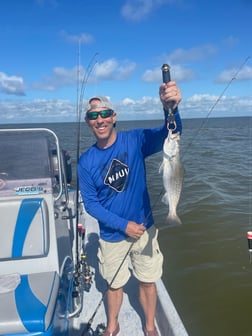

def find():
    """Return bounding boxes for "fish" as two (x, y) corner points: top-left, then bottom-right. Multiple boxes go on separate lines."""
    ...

(159, 130), (184, 226)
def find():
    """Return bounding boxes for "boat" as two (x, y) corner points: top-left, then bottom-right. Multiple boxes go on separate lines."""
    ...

(0, 127), (189, 336)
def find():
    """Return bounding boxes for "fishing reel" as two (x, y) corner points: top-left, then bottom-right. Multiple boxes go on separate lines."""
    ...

(75, 222), (94, 291)
(94, 323), (106, 335)
(82, 323), (106, 336)
(80, 252), (94, 292)
(73, 252), (94, 295)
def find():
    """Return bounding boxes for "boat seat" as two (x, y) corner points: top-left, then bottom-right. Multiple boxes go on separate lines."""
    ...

(0, 271), (59, 334)
(0, 198), (49, 260)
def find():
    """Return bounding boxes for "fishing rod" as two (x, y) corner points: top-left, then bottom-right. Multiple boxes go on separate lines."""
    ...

(75, 50), (98, 268)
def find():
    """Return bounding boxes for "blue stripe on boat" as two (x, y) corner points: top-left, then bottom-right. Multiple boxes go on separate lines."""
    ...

(15, 274), (47, 332)
(12, 198), (43, 258)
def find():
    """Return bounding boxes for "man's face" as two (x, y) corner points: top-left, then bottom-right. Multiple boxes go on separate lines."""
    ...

(85, 99), (117, 148)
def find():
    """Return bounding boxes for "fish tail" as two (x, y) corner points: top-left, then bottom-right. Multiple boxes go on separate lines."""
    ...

(166, 214), (182, 227)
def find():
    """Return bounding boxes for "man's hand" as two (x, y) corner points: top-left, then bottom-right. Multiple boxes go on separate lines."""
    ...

(125, 221), (146, 239)
(159, 81), (182, 110)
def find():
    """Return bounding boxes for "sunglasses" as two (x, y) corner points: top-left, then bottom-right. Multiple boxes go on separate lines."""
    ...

(86, 109), (114, 120)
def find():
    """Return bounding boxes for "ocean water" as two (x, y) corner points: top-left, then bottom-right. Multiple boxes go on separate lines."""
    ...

(1, 116), (251, 336)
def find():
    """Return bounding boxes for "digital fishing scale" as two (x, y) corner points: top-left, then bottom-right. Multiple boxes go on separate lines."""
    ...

(161, 63), (177, 130)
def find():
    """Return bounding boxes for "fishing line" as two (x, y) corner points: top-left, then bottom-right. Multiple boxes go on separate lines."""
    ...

(182, 56), (251, 157)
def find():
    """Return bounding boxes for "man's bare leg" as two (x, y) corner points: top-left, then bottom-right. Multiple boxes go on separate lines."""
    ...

(105, 287), (123, 333)
(139, 281), (157, 332)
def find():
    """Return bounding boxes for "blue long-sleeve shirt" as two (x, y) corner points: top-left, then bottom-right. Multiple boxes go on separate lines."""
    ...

(78, 111), (182, 242)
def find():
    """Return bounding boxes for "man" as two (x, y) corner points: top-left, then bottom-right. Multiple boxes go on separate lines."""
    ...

(78, 81), (182, 336)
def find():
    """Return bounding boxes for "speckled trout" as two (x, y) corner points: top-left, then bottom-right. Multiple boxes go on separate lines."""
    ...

(159, 130), (184, 226)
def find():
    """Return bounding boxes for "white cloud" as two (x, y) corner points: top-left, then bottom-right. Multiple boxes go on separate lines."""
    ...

(222, 35), (239, 48)
(0, 72), (26, 96)
(0, 93), (251, 123)
(116, 95), (162, 119)
(60, 30), (94, 45)
(141, 68), (161, 82)
(31, 58), (136, 92)
(168, 44), (217, 63)
(142, 64), (195, 82)
(93, 59), (136, 81)
(121, 0), (177, 21)
(121, 97), (135, 105)
(32, 66), (78, 91)
(216, 64), (252, 83)
(181, 93), (252, 119)
(0, 99), (75, 123)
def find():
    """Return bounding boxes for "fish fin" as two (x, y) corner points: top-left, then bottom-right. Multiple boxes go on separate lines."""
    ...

(159, 161), (164, 173)
(166, 214), (182, 227)
(161, 194), (169, 205)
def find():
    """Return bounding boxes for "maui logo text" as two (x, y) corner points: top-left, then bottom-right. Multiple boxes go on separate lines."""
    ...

(104, 159), (129, 192)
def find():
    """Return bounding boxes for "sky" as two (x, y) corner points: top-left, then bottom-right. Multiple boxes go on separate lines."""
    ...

(0, 0), (251, 123)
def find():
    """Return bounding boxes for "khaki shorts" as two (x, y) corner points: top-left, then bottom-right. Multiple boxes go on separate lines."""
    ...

(97, 225), (163, 289)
